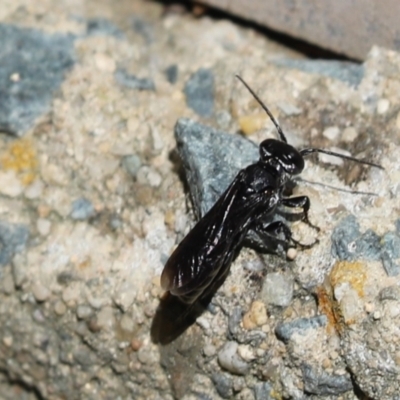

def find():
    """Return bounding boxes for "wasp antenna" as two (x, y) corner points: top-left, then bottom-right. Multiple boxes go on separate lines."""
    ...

(236, 75), (288, 143)
(296, 177), (380, 196)
(300, 148), (384, 170)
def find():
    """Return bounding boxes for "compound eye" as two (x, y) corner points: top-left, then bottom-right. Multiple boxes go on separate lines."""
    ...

(260, 139), (304, 175)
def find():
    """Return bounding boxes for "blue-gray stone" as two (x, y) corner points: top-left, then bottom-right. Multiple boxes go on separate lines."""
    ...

(121, 154), (142, 178)
(302, 363), (353, 395)
(165, 64), (178, 84)
(184, 68), (214, 117)
(0, 24), (75, 136)
(114, 68), (155, 91)
(211, 372), (232, 399)
(0, 221), (29, 266)
(70, 198), (95, 220)
(381, 231), (400, 259)
(272, 59), (364, 87)
(86, 18), (124, 38)
(331, 215), (381, 261)
(174, 118), (258, 218)
(132, 17), (153, 43)
(275, 315), (327, 343)
(254, 382), (274, 400)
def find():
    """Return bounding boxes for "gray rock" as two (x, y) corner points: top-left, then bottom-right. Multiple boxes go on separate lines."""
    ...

(70, 198), (95, 220)
(211, 372), (232, 398)
(217, 341), (249, 375)
(275, 315), (327, 343)
(253, 382), (274, 400)
(115, 68), (155, 91)
(184, 68), (215, 117)
(174, 117), (258, 218)
(301, 364), (353, 395)
(164, 64), (178, 84)
(121, 154), (142, 178)
(332, 215), (400, 276)
(0, 221), (29, 266)
(261, 272), (294, 307)
(228, 307), (243, 337)
(86, 18), (124, 38)
(0, 24), (75, 136)
(272, 59), (364, 87)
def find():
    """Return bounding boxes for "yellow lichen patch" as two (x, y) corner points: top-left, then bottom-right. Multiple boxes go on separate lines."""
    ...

(0, 138), (38, 185)
(238, 112), (268, 135)
(329, 261), (367, 298)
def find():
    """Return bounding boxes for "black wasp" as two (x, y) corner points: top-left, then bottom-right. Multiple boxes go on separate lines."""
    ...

(161, 75), (383, 306)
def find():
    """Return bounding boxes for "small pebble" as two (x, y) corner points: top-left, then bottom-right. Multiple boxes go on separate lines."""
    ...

(136, 166), (162, 187)
(115, 68), (155, 91)
(237, 344), (256, 362)
(31, 281), (51, 302)
(203, 343), (216, 357)
(3, 336), (13, 347)
(120, 314), (135, 333)
(322, 126), (340, 141)
(377, 98), (390, 114)
(217, 341), (249, 375)
(131, 338), (142, 351)
(242, 300), (267, 329)
(184, 68), (214, 117)
(164, 64), (178, 84)
(286, 247), (297, 260)
(373, 311), (381, 320)
(196, 316), (210, 331)
(94, 53), (116, 72)
(261, 272), (294, 307)
(37, 218), (51, 236)
(54, 300), (67, 316)
(76, 305), (93, 320)
(121, 154), (142, 178)
(341, 126), (358, 143)
(0, 171), (24, 197)
(364, 302), (375, 313)
(9, 72), (20, 82)
(70, 198), (95, 220)
(278, 102), (302, 116)
(24, 179), (44, 199)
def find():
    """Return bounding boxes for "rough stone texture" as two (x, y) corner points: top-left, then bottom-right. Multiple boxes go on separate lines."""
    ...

(0, 24), (75, 136)
(196, 0), (400, 60)
(0, 0), (399, 399)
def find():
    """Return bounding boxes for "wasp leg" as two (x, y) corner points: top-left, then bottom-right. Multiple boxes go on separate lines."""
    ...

(253, 220), (318, 252)
(281, 196), (320, 232)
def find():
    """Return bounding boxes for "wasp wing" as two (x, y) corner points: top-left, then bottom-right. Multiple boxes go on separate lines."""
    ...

(161, 171), (247, 302)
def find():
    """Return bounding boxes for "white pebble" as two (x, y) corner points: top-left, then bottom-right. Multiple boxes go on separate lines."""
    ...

(37, 218), (51, 236)
(24, 179), (44, 199)
(322, 126), (340, 141)
(237, 344), (256, 362)
(0, 171), (23, 197)
(94, 53), (116, 72)
(341, 127), (358, 143)
(377, 98), (390, 114)
(31, 281), (51, 302)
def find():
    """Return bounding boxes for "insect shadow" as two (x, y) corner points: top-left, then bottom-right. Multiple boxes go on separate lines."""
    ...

(151, 75), (383, 345)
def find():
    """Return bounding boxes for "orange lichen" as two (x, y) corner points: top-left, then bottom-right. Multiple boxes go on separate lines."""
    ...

(315, 284), (344, 334)
(330, 261), (367, 298)
(0, 138), (38, 185)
